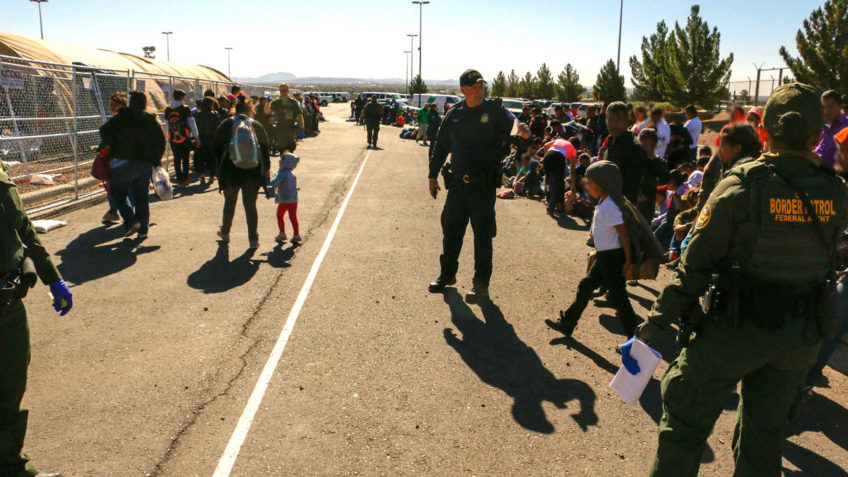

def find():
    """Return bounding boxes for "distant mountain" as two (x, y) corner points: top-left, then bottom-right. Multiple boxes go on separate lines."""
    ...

(234, 72), (457, 86)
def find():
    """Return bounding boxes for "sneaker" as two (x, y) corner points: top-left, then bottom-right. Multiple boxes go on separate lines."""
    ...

(291, 234), (302, 244)
(248, 240), (260, 250)
(275, 233), (288, 243)
(124, 222), (141, 238)
(102, 210), (120, 224)
(366, 144), (373, 149)
(428, 275), (457, 293)
(217, 229), (230, 243)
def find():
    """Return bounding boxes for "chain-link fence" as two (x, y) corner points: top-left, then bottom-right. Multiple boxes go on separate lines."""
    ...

(0, 54), (268, 215)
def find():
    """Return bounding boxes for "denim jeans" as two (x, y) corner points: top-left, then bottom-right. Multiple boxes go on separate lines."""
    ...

(109, 160), (152, 234)
(106, 191), (133, 214)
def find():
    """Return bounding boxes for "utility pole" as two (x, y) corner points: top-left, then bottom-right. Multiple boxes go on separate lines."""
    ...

(31, 0), (48, 40)
(616, 0), (623, 72)
(225, 47), (233, 78)
(753, 65), (788, 107)
(404, 50), (412, 93)
(162, 31), (173, 61)
(406, 34), (418, 98)
(412, 1), (430, 107)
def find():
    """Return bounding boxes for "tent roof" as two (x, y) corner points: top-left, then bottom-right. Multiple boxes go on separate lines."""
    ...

(0, 32), (230, 83)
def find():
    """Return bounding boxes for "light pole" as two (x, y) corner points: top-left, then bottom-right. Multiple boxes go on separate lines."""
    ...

(225, 47), (233, 78)
(406, 34), (418, 98)
(616, 0), (623, 72)
(162, 31), (173, 61)
(404, 50), (412, 94)
(31, 0), (48, 40)
(412, 1), (430, 106)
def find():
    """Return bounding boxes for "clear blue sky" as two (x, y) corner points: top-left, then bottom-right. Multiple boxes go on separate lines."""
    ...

(3, 0), (822, 86)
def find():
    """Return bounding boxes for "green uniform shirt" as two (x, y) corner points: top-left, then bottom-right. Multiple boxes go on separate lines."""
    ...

(0, 163), (61, 285)
(640, 150), (848, 341)
(270, 96), (302, 130)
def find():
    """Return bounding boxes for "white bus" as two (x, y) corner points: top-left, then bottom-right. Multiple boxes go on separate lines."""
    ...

(407, 94), (463, 110)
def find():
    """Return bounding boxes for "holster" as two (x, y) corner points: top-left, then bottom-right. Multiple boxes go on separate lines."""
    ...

(0, 258), (37, 306)
(815, 277), (839, 340)
(441, 163), (453, 190)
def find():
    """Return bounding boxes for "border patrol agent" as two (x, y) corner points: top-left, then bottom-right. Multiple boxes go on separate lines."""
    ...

(621, 83), (848, 476)
(427, 69), (514, 302)
(1, 162), (72, 477)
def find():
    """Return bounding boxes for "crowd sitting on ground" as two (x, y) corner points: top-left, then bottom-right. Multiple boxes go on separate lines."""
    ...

(97, 82), (315, 248)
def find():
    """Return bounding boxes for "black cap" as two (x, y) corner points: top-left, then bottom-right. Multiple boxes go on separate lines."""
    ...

(459, 69), (485, 87)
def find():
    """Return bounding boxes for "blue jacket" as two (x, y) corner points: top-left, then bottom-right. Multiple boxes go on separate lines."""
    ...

(269, 153), (300, 204)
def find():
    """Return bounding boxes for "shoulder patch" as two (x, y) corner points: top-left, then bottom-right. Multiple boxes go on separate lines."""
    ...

(695, 204), (711, 230)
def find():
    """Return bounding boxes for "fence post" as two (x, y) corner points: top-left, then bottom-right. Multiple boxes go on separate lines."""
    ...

(0, 60), (30, 176)
(754, 68), (762, 108)
(72, 65), (79, 200)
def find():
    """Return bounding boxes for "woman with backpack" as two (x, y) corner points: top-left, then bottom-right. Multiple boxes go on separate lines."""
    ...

(98, 91), (166, 239)
(213, 97), (271, 249)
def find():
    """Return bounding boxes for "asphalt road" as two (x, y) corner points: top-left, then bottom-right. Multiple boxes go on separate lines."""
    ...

(22, 104), (848, 476)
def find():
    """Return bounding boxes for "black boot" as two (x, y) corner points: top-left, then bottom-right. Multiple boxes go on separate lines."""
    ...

(428, 275), (456, 293)
(465, 280), (490, 303)
(545, 309), (579, 337)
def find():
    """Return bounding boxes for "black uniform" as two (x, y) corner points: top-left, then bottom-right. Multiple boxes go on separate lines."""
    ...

(429, 98), (514, 287)
(361, 101), (383, 147)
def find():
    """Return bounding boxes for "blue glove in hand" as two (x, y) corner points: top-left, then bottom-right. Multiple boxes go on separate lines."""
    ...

(620, 337), (641, 375)
(49, 279), (73, 316)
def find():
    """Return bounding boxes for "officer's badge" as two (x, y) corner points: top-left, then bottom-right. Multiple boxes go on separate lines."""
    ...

(481, 113), (489, 124)
(695, 205), (711, 230)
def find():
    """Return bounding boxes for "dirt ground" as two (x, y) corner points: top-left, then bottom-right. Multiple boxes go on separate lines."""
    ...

(18, 104), (848, 476)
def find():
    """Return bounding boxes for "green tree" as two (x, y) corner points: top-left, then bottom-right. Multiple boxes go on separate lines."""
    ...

(506, 69), (520, 97)
(629, 20), (670, 102)
(593, 59), (626, 103)
(780, 0), (848, 93)
(664, 5), (733, 108)
(556, 63), (586, 102)
(518, 72), (538, 99)
(630, 5), (733, 109)
(491, 71), (507, 97)
(737, 89), (752, 104)
(536, 63), (555, 99)
(410, 74), (428, 95)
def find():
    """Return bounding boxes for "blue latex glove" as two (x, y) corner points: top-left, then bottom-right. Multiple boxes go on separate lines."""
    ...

(620, 337), (641, 375)
(49, 279), (73, 316)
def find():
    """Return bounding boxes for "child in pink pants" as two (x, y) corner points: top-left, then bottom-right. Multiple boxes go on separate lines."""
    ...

(269, 153), (301, 243)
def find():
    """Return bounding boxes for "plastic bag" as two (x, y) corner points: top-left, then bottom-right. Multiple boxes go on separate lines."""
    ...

(151, 167), (173, 200)
(32, 219), (67, 234)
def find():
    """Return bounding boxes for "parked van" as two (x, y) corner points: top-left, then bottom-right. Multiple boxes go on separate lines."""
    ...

(331, 92), (351, 102)
(361, 92), (404, 102)
(408, 94), (463, 110)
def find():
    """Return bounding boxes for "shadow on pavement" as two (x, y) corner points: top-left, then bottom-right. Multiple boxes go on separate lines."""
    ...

(783, 392), (848, 476)
(56, 225), (161, 285)
(187, 243), (261, 293)
(553, 213), (590, 231)
(441, 289), (598, 434)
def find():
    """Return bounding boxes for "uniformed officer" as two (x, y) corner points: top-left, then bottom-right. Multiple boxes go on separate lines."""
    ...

(360, 96), (383, 149)
(621, 83), (848, 476)
(427, 69), (514, 302)
(1, 162), (72, 477)
(264, 83), (305, 154)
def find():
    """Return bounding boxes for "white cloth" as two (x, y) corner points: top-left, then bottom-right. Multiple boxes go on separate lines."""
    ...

(654, 118), (671, 159)
(686, 170), (703, 188)
(684, 117), (702, 150)
(591, 197), (624, 251)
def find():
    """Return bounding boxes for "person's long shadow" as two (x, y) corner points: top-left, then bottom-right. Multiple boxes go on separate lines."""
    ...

(554, 213), (590, 231)
(442, 289), (598, 434)
(187, 242), (261, 293)
(783, 392), (848, 476)
(56, 225), (161, 285)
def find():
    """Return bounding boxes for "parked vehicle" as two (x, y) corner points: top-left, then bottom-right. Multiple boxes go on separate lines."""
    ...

(361, 92), (405, 102)
(331, 92), (351, 102)
(407, 94), (463, 111)
(500, 98), (528, 117)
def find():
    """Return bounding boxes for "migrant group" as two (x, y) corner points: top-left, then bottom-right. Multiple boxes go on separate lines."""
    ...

(96, 83), (326, 248)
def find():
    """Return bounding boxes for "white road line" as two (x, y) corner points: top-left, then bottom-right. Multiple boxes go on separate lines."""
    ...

(213, 150), (371, 477)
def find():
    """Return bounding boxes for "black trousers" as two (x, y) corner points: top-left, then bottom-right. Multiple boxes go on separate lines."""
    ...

(0, 299), (30, 474)
(562, 248), (638, 337)
(171, 142), (192, 182)
(366, 122), (380, 146)
(439, 180), (497, 286)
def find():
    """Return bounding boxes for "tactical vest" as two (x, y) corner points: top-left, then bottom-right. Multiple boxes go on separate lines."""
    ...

(736, 154), (845, 286)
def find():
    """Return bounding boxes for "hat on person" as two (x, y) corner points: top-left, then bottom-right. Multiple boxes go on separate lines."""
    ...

(762, 82), (823, 140)
(585, 160), (622, 198)
(459, 69), (486, 87)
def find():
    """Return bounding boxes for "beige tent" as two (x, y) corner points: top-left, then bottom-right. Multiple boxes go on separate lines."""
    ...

(0, 32), (231, 111)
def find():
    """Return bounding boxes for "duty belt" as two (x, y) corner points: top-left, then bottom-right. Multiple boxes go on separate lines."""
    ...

(457, 172), (495, 185)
